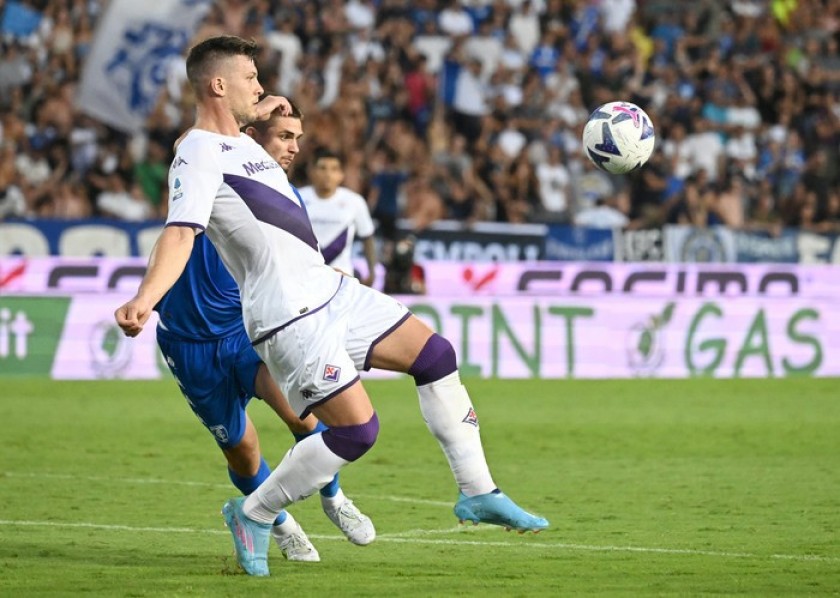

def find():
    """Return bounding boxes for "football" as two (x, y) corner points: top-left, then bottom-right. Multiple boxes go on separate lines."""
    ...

(582, 101), (656, 174)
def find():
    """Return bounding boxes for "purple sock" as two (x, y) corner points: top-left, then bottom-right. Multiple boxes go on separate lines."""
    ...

(408, 334), (457, 385)
(322, 412), (379, 462)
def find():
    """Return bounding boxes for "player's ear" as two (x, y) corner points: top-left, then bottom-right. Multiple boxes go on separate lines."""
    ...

(210, 76), (225, 97)
(244, 126), (256, 139)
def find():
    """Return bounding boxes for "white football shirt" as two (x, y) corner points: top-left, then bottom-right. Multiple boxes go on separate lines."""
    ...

(297, 185), (375, 276)
(166, 129), (343, 343)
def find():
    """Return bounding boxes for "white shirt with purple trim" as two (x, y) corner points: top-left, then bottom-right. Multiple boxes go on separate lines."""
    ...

(166, 129), (342, 343)
(298, 185), (375, 276)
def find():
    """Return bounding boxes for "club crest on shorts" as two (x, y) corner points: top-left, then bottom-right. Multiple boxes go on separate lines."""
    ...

(462, 407), (479, 427)
(209, 425), (229, 443)
(323, 364), (341, 382)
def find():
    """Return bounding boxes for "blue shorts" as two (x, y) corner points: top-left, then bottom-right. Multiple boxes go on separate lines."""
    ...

(157, 326), (261, 449)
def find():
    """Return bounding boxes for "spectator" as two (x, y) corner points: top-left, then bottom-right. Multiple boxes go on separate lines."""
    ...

(535, 144), (571, 222)
(574, 195), (629, 229)
(449, 53), (490, 146)
(0, 0), (836, 236)
(571, 155), (616, 216)
(367, 147), (409, 243)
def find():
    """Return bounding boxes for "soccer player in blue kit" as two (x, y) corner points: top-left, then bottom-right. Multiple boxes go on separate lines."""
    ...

(116, 35), (548, 577)
(154, 102), (374, 562)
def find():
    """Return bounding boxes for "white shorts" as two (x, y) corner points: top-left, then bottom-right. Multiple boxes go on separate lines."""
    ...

(254, 276), (410, 416)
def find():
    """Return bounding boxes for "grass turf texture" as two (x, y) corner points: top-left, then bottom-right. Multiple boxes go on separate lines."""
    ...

(1, 377), (838, 596)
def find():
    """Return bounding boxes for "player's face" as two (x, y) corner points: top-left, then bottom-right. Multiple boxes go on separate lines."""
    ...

(256, 117), (304, 170)
(310, 157), (344, 197)
(224, 55), (264, 126)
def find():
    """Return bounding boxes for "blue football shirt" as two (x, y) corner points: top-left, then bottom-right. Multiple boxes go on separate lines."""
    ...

(155, 233), (243, 340)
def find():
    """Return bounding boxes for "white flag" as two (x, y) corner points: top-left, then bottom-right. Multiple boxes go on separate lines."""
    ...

(76, 0), (211, 134)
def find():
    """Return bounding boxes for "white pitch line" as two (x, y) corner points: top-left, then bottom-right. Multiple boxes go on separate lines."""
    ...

(0, 519), (837, 564)
(1, 471), (451, 508)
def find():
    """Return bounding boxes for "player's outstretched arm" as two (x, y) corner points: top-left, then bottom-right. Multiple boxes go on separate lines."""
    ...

(115, 225), (196, 337)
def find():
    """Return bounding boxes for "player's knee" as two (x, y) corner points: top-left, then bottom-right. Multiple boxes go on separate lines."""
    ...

(321, 412), (379, 462)
(408, 333), (457, 386)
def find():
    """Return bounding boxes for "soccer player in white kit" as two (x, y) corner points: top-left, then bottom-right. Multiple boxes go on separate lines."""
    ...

(298, 148), (378, 285)
(115, 36), (548, 577)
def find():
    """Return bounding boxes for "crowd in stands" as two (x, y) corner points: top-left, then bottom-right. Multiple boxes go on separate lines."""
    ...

(1, 0), (839, 238)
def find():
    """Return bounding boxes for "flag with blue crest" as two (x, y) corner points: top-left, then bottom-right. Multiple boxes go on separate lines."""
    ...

(76, 0), (211, 134)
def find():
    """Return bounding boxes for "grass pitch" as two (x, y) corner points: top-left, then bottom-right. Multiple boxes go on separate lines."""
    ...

(1, 377), (838, 596)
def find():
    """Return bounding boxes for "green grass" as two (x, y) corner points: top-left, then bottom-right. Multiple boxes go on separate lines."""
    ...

(1, 377), (838, 596)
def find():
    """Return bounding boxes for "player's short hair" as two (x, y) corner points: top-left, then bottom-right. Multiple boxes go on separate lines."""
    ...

(312, 147), (344, 166)
(247, 99), (304, 134)
(186, 35), (259, 95)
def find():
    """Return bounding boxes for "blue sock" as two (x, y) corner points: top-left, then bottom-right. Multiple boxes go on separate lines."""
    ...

(293, 421), (340, 498)
(228, 457), (287, 526)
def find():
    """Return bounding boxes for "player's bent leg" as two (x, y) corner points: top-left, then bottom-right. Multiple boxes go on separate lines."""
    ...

(373, 322), (550, 532)
(293, 421), (376, 545)
(239, 383), (378, 528)
(257, 361), (365, 543)
(256, 362), (346, 504)
(222, 415), (262, 477)
(224, 415), (320, 562)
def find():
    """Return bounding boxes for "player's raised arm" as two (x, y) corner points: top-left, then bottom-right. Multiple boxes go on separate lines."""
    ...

(254, 95), (291, 121)
(115, 225), (196, 337)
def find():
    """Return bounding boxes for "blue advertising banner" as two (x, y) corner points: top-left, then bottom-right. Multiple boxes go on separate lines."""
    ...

(544, 225), (616, 261)
(4, 218), (840, 264)
(0, 219), (163, 257)
(734, 229), (799, 263)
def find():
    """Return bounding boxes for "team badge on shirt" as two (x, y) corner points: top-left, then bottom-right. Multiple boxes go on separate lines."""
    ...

(323, 364), (341, 382)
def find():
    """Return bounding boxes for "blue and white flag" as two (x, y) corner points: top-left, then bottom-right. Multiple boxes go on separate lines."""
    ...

(75, 0), (211, 134)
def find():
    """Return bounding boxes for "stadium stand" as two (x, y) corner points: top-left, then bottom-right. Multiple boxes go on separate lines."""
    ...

(0, 0), (838, 235)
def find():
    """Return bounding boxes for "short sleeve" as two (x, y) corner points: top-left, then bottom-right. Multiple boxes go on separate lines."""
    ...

(166, 140), (222, 231)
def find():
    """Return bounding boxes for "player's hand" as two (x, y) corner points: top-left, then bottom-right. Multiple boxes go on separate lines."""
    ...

(115, 296), (153, 337)
(360, 274), (374, 287)
(255, 95), (291, 121)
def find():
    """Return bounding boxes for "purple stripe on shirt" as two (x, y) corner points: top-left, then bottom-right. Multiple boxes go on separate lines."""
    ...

(223, 174), (318, 250)
(320, 228), (349, 264)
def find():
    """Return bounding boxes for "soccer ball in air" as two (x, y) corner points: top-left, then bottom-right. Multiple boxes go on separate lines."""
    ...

(582, 101), (655, 175)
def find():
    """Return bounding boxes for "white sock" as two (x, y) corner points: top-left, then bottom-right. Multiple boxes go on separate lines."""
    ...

(272, 511), (299, 535)
(320, 487), (346, 512)
(417, 371), (496, 496)
(243, 434), (349, 524)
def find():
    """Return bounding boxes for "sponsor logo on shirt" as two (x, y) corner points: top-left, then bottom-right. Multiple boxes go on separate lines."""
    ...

(220, 142), (233, 152)
(243, 160), (281, 176)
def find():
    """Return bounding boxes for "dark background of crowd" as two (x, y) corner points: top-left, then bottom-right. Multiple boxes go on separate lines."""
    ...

(1, 0), (838, 238)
